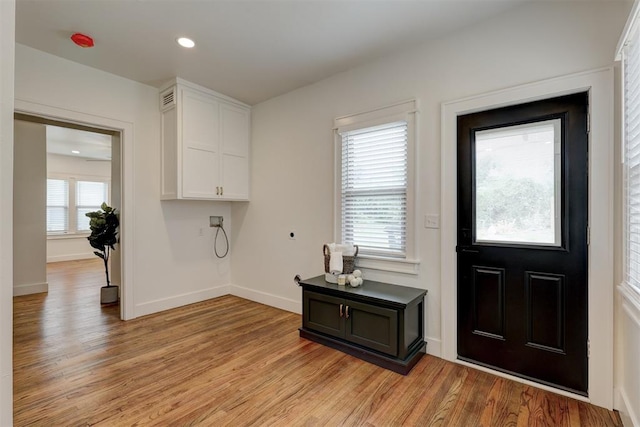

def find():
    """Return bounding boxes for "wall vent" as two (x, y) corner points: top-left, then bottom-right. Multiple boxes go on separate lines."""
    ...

(160, 87), (176, 111)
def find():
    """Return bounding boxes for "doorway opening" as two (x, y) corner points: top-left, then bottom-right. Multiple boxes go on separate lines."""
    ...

(13, 113), (122, 316)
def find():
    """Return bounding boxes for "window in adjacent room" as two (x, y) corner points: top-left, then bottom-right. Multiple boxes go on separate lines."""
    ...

(46, 177), (109, 235)
(46, 178), (69, 233)
(76, 180), (109, 231)
(334, 99), (418, 273)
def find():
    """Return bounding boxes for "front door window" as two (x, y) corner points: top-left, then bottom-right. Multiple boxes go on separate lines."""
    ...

(474, 119), (561, 246)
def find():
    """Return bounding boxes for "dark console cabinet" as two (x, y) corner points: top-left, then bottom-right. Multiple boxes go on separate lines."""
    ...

(299, 275), (427, 375)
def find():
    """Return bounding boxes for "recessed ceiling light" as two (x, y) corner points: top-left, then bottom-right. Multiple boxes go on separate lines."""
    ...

(71, 150), (80, 154)
(177, 37), (195, 48)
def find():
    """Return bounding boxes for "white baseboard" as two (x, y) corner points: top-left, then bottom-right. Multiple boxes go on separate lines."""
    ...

(47, 253), (94, 263)
(230, 284), (301, 314)
(425, 336), (441, 357)
(134, 285), (231, 318)
(616, 388), (639, 427)
(13, 282), (48, 296)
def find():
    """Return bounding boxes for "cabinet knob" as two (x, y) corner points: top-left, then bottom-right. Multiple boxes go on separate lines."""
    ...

(339, 304), (343, 317)
(345, 306), (350, 319)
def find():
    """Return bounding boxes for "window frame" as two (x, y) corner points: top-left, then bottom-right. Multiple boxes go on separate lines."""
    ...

(47, 172), (110, 238)
(46, 178), (69, 234)
(334, 99), (419, 274)
(620, 3), (640, 300)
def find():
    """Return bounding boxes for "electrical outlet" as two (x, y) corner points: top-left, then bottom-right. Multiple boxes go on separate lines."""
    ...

(424, 214), (440, 229)
(210, 216), (223, 227)
(198, 227), (204, 237)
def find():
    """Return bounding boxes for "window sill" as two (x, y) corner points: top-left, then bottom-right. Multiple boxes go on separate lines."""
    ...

(618, 281), (640, 314)
(47, 233), (90, 241)
(355, 255), (420, 275)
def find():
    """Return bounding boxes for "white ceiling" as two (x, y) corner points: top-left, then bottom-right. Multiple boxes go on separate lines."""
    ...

(16, 0), (528, 105)
(46, 125), (112, 161)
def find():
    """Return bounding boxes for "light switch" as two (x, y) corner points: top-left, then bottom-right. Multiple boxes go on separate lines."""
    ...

(424, 214), (440, 229)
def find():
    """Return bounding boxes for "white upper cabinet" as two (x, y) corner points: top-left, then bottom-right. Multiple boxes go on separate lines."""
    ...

(160, 78), (250, 201)
(220, 103), (250, 200)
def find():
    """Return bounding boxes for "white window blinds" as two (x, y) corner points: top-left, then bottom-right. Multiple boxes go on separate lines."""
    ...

(76, 180), (109, 231)
(341, 121), (408, 258)
(47, 179), (69, 232)
(47, 177), (109, 235)
(624, 21), (640, 293)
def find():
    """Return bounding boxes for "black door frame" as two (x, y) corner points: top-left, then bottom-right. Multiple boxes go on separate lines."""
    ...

(439, 69), (615, 409)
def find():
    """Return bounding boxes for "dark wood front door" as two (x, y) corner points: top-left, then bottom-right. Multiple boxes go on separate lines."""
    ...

(456, 92), (589, 394)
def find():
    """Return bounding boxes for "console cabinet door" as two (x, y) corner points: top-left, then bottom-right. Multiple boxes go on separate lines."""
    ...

(345, 300), (398, 356)
(303, 291), (345, 339)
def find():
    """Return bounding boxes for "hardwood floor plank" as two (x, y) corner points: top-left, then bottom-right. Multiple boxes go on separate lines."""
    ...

(445, 367), (497, 426)
(401, 359), (456, 425)
(13, 259), (623, 426)
(478, 376), (521, 427)
(364, 356), (443, 424)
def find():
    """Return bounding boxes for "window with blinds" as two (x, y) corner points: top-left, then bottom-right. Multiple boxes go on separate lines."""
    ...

(624, 20), (640, 294)
(47, 179), (69, 232)
(46, 177), (109, 235)
(340, 121), (408, 258)
(76, 180), (108, 231)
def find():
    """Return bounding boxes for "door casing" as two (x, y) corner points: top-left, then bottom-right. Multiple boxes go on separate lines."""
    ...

(15, 98), (135, 321)
(441, 68), (614, 409)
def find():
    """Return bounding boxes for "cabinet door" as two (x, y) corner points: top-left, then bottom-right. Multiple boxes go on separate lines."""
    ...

(345, 300), (398, 356)
(181, 89), (220, 198)
(303, 291), (345, 339)
(219, 103), (249, 200)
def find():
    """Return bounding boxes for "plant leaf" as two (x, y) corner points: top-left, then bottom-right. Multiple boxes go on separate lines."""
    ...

(94, 251), (105, 259)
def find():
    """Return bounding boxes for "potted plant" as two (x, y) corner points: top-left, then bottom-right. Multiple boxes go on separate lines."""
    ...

(86, 203), (119, 304)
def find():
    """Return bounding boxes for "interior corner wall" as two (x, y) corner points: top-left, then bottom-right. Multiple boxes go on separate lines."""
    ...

(14, 44), (232, 318)
(13, 120), (47, 296)
(0, 0), (14, 424)
(230, 0), (631, 358)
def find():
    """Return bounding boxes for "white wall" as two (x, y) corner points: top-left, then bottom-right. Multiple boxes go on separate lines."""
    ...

(110, 134), (122, 286)
(13, 120), (47, 296)
(230, 1), (631, 360)
(15, 44), (233, 318)
(618, 289), (640, 425)
(0, 0), (14, 423)
(48, 152), (111, 177)
(46, 153), (111, 263)
(47, 235), (95, 263)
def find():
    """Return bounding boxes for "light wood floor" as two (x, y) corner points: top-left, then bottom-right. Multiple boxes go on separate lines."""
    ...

(14, 259), (621, 426)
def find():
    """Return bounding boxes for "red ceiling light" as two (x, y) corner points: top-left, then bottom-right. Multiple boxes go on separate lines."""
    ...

(70, 33), (94, 48)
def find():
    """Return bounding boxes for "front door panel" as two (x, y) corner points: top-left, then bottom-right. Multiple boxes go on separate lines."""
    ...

(457, 92), (588, 394)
